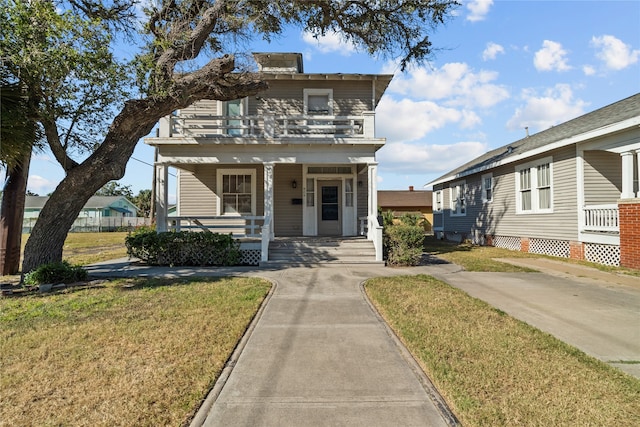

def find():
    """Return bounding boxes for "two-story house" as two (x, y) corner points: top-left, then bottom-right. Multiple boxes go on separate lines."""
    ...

(145, 53), (392, 264)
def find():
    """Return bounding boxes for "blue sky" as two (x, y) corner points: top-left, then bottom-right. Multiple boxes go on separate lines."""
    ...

(22, 0), (640, 200)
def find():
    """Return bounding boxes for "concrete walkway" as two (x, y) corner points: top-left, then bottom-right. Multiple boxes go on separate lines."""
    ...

(85, 256), (640, 426)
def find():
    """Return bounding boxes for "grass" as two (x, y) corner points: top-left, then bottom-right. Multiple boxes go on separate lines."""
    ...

(365, 275), (640, 426)
(423, 236), (640, 276)
(23, 232), (131, 266)
(0, 277), (271, 426)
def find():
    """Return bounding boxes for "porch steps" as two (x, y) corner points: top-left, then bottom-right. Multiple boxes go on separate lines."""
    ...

(261, 237), (383, 266)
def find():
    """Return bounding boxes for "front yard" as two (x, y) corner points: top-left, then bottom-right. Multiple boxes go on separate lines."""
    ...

(0, 277), (271, 426)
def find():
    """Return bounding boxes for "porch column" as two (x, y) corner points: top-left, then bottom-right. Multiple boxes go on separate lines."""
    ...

(263, 162), (274, 238)
(620, 151), (635, 199)
(368, 163), (378, 218)
(155, 164), (168, 232)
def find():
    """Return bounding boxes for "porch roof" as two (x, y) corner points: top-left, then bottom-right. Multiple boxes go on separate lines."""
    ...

(428, 92), (640, 187)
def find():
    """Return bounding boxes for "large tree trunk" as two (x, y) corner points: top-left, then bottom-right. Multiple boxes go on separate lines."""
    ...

(0, 150), (31, 275)
(22, 55), (268, 273)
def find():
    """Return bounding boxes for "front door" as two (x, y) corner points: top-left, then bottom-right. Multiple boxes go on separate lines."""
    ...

(317, 180), (341, 236)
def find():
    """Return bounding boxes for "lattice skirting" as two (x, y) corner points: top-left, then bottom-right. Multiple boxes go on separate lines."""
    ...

(493, 235), (521, 251)
(585, 243), (620, 267)
(241, 250), (261, 266)
(529, 238), (570, 258)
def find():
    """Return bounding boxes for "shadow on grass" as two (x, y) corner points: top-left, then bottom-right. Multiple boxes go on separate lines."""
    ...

(423, 235), (473, 256)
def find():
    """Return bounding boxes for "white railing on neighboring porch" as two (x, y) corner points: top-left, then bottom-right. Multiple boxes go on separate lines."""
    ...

(169, 216), (265, 237)
(159, 112), (375, 139)
(583, 204), (619, 232)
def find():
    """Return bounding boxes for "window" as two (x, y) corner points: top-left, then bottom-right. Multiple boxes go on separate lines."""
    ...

(345, 179), (354, 207)
(217, 169), (256, 215)
(303, 89), (333, 116)
(481, 173), (493, 203)
(433, 190), (443, 213)
(222, 98), (246, 135)
(306, 178), (315, 207)
(450, 181), (466, 216)
(516, 157), (553, 214)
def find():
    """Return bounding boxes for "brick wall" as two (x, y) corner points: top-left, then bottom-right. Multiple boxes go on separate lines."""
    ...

(619, 200), (640, 270)
(520, 237), (530, 253)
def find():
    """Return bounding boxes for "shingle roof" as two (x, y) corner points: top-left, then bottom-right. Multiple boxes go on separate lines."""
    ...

(427, 92), (640, 186)
(378, 190), (433, 208)
(25, 195), (137, 211)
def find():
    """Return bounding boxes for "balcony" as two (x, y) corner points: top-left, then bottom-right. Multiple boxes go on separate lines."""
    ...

(158, 112), (376, 140)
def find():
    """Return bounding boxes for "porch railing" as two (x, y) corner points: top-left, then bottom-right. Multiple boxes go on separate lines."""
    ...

(582, 204), (619, 233)
(159, 112), (375, 139)
(169, 216), (265, 237)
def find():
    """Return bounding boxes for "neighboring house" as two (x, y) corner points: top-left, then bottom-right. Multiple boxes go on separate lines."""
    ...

(145, 52), (392, 263)
(427, 93), (640, 270)
(378, 187), (433, 232)
(24, 196), (141, 232)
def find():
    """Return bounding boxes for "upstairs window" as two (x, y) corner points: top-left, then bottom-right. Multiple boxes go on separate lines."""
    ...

(304, 89), (333, 116)
(221, 98), (246, 136)
(516, 157), (553, 214)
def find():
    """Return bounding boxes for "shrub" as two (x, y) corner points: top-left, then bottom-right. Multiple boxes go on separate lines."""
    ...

(24, 261), (88, 285)
(385, 224), (425, 266)
(125, 230), (242, 266)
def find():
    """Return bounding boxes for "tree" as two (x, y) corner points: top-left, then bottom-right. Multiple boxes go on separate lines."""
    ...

(133, 189), (152, 218)
(13, 0), (458, 273)
(96, 182), (135, 200)
(0, 75), (41, 275)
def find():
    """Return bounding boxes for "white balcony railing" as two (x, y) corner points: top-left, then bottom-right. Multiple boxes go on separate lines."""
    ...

(583, 204), (619, 233)
(159, 112), (376, 139)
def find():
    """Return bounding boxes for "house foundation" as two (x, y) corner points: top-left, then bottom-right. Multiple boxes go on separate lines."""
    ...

(569, 241), (585, 260)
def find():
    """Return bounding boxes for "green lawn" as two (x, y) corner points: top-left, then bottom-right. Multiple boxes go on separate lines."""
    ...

(0, 277), (271, 426)
(365, 275), (640, 426)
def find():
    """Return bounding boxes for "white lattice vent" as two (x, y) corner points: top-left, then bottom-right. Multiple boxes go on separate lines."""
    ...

(530, 239), (569, 258)
(493, 235), (521, 251)
(585, 244), (620, 267)
(241, 250), (261, 266)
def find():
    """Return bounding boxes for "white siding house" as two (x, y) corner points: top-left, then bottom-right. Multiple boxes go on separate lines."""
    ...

(428, 93), (640, 269)
(145, 53), (392, 263)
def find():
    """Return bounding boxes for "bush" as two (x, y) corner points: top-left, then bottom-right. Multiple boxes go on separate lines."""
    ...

(24, 261), (88, 285)
(384, 224), (425, 266)
(125, 230), (242, 266)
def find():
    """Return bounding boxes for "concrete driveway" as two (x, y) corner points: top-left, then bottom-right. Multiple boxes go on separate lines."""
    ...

(427, 258), (640, 378)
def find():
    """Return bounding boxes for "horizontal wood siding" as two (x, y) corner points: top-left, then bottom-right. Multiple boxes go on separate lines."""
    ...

(178, 167), (216, 216)
(181, 100), (219, 115)
(357, 173), (368, 219)
(274, 164), (303, 236)
(441, 146), (580, 241)
(179, 165), (264, 217)
(583, 150), (621, 204)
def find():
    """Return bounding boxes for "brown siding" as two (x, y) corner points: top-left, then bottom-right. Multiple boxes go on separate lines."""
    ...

(274, 164), (303, 236)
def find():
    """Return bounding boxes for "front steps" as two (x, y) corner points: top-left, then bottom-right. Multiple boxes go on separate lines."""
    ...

(260, 237), (383, 266)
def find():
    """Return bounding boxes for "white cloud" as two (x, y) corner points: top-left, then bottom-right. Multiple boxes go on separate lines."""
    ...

(466, 0), (493, 22)
(582, 65), (596, 76)
(591, 35), (640, 70)
(388, 62), (510, 109)
(534, 40), (571, 72)
(506, 84), (588, 132)
(378, 141), (489, 175)
(482, 42), (505, 61)
(27, 175), (58, 195)
(302, 30), (355, 55)
(376, 97), (480, 143)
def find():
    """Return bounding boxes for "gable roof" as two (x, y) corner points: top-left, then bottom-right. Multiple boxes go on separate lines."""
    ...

(428, 93), (640, 187)
(25, 196), (138, 212)
(378, 190), (433, 209)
